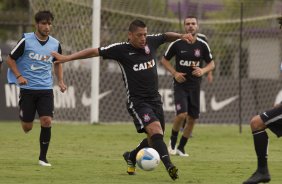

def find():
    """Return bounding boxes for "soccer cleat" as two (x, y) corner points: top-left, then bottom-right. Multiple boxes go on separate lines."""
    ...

(167, 165), (179, 180)
(243, 169), (271, 184)
(123, 151), (136, 175)
(176, 148), (189, 157)
(168, 141), (177, 155)
(38, 160), (52, 167)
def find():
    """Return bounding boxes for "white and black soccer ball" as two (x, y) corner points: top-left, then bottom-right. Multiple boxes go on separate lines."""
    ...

(136, 147), (160, 171)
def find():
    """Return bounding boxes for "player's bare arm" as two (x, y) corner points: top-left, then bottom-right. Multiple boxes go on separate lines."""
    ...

(54, 63), (67, 93)
(6, 55), (28, 85)
(161, 57), (186, 83)
(192, 60), (215, 77)
(52, 48), (99, 63)
(164, 32), (193, 43)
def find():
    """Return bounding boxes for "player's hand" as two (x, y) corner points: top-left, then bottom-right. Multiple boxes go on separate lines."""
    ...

(58, 81), (67, 93)
(192, 67), (204, 77)
(52, 52), (70, 64)
(173, 72), (186, 83)
(181, 33), (194, 43)
(17, 76), (28, 85)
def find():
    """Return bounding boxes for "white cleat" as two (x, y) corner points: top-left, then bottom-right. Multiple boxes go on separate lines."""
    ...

(39, 160), (52, 167)
(168, 141), (177, 155)
(176, 149), (189, 157)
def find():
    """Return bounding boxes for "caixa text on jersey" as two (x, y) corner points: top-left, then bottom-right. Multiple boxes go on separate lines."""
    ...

(29, 52), (53, 63)
(133, 59), (155, 71)
(179, 60), (200, 67)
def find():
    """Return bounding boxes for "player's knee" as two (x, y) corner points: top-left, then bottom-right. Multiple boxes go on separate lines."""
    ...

(250, 116), (265, 131)
(22, 123), (33, 133)
(40, 116), (52, 127)
(146, 121), (163, 137)
(177, 112), (187, 121)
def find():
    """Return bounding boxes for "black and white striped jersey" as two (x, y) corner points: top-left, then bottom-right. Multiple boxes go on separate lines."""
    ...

(98, 34), (166, 101)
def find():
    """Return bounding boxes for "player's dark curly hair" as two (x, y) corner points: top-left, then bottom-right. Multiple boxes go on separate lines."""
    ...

(35, 10), (54, 23)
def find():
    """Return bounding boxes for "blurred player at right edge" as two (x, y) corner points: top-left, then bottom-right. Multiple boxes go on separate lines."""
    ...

(242, 17), (282, 184)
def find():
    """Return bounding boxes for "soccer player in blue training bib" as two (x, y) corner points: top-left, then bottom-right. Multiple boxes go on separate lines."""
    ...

(52, 19), (193, 180)
(161, 16), (215, 157)
(6, 10), (67, 167)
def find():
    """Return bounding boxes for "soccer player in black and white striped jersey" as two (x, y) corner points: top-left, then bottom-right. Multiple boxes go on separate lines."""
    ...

(161, 16), (215, 157)
(52, 19), (194, 180)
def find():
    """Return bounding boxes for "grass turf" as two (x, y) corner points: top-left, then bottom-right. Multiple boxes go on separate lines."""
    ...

(0, 122), (281, 184)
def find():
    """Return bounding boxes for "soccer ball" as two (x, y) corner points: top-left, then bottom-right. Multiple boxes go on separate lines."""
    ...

(136, 147), (160, 171)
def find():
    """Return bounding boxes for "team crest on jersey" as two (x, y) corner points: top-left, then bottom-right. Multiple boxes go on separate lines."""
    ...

(143, 114), (151, 122)
(176, 104), (181, 111)
(145, 45), (150, 54)
(194, 49), (201, 57)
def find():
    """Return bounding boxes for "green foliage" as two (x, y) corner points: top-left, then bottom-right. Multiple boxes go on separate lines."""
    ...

(0, 122), (281, 184)
(0, 0), (29, 10)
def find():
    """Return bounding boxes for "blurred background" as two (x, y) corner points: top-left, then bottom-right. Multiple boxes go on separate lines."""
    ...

(0, 0), (281, 126)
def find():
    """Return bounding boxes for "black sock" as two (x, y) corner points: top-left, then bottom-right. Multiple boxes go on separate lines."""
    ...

(151, 134), (172, 169)
(129, 138), (149, 162)
(39, 126), (51, 161)
(170, 129), (179, 149)
(177, 136), (188, 152)
(253, 130), (268, 169)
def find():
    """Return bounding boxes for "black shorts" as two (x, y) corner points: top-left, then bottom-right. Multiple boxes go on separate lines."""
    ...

(260, 105), (282, 137)
(127, 98), (165, 133)
(19, 89), (54, 122)
(174, 85), (200, 119)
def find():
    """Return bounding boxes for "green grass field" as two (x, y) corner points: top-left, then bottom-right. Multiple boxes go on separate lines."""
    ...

(0, 122), (281, 184)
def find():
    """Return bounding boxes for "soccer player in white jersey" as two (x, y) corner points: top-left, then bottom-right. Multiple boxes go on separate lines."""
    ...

(161, 16), (215, 157)
(52, 19), (194, 180)
(6, 10), (66, 167)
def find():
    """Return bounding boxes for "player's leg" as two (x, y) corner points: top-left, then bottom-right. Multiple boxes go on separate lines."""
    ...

(168, 112), (186, 154)
(19, 89), (36, 133)
(243, 115), (270, 184)
(169, 85), (187, 155)
(243, 105), (282, 184)
(37, 90), (54, 166)
(146, 121), (178, 180)
(123, 101), (151, 175)
(176, 88), (199, 156)
(38, 116), (52, 166)
(123, 138), (149, 175)
(176, 115), (196, 157)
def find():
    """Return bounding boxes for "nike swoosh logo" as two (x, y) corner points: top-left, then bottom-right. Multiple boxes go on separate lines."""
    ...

(31, 64), (45, 71)
(81, 90), (112, 106)
(129, 52), (136, 55)
(211, 95), (238, 111)
(263, 112), (269, 118)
